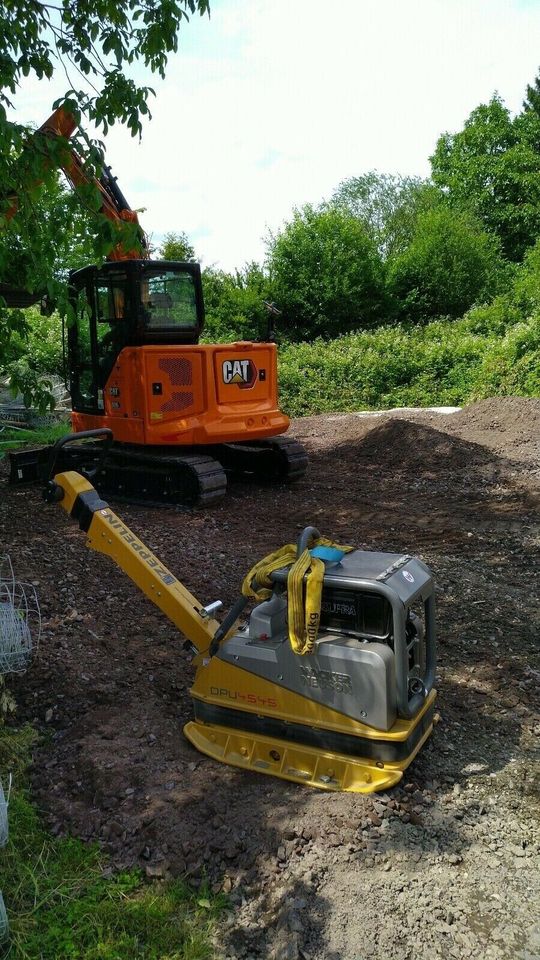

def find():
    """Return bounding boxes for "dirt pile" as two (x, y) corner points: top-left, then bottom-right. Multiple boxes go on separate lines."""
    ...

(446, 396), (540, 472)
(1, 396), (539, 960)
(451, 396), (540, 434)
(339, 417), (495, 471)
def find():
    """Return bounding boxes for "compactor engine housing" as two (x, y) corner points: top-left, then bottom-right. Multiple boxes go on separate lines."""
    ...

(188, 546), (437, 791)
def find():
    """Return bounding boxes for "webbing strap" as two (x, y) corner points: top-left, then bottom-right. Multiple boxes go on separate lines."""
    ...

(242, 535), (353, 656)
(286, 549), (324, 654)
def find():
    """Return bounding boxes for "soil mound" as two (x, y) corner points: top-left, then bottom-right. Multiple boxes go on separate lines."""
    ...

(340, 417), (493, 473)
(446, 397), (540, 469)
(451, 396), (540, 434)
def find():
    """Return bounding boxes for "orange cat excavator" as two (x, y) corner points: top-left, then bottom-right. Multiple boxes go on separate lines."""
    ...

(7, 108), (308, 505)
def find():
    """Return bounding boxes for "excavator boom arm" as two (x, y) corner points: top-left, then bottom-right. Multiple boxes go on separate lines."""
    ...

(6, 105), (147, 260)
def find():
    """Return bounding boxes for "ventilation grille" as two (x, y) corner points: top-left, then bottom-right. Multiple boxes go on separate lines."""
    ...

(161, 392), (194, 412)
(158, 357), (192, 386)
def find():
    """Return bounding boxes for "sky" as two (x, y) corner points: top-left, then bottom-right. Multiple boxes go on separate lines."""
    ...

(10, 0), (540, 270)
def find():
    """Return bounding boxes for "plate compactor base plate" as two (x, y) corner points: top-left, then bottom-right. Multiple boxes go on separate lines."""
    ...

(184, 691), (437, 794)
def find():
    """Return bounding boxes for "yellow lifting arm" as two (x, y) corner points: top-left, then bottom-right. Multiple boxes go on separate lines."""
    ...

(52, 470), (218, 654)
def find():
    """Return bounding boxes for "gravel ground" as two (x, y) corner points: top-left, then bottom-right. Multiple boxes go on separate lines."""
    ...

(1, 396), (539, 960)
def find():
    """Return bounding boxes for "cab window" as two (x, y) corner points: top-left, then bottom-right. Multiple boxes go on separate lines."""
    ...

(142, 271), (198, 331)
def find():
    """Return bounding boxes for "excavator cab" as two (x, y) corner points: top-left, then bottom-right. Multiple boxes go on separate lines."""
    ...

(58, 255), (307, 507)
(68, 260), (204, 415)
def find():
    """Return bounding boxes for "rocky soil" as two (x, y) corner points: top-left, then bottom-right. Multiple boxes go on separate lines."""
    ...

(1, 397), (539, 960)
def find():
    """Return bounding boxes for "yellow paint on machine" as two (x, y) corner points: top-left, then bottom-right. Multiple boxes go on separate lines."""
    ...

(54, 471), (218, 654)
(183, 719), (435, 793)
(191, 655), (437, 742)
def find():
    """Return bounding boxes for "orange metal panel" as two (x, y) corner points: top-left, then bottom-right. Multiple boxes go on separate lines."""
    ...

(71, 410), (145, 443)
(73, 342), (290, 446)
(213, 344), (277, 405)
(144, 349), (206, 425)
(103, 349), (138, 419)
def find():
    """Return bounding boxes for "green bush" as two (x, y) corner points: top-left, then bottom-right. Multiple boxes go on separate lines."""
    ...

(267, 204), (388, 340)
(277, 309), (540, 417)
(5, 306), (64, 374)
(473, 316), (540, 397)
(202, 263), (273, 342)
(513, 237), (540, 310)
(387, 208), (507, 323)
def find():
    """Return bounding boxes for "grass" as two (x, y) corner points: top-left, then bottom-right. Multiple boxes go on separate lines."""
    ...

(0, 422), (69, 465)
(0, 727), (224, 960)
(0, 422), (68, 450)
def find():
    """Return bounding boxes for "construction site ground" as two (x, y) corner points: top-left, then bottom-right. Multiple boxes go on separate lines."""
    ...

(1, 396), (539, 960)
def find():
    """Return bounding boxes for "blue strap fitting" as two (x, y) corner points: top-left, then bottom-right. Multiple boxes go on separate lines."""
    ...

(310, 546), (345, 564)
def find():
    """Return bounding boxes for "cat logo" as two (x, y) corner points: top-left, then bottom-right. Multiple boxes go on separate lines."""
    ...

(222, 358), (257, 389)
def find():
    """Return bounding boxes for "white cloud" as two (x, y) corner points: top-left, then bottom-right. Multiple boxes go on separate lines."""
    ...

(10, 0), (540, 269)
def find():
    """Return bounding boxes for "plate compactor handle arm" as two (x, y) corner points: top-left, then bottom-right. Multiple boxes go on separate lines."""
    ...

(45, 434), (219, 655)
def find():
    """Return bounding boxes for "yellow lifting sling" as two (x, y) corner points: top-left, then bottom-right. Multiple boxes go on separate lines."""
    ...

(241, 536), (353, 655)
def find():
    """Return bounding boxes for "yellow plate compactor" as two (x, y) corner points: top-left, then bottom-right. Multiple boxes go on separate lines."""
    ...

(44, 431), (437, 794)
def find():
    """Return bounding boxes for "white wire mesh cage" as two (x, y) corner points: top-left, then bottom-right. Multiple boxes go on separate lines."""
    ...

(0, 555), (41, 674)
(0, 556), (15, 598)
(0, 890), (8, 943)
(0, 774), (11, 848)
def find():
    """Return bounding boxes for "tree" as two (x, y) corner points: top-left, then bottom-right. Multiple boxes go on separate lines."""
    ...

(159, 231), (197, 262)
(0, 2), (209, 135)
(1, 0), (210, 255)
(431, 94), (540, 262)
(387, 207), (506, 323)
(332, 172), (443, 259)
(0, 171), (103, 292)
(267, 204), (387, 340)
(202, 262), (273, 342)
(523, 68), (540, 121)
(0, 0), (209, 394)
(0, 0), (209, 291)
(0, 171), (103, 407)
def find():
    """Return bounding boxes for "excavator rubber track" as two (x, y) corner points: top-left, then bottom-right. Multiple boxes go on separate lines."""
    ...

(96, 446), (228, 507)
(8, 443), (227, 508)
(8, 435), (307, 506)
(211, 436), (309, 482)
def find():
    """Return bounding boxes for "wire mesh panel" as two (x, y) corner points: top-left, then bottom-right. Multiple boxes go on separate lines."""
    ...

(0, 556), (41, 674)
(0, 891), (8, 943)
(0, 774), (11, 848)
(0, 556), (15, 598)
